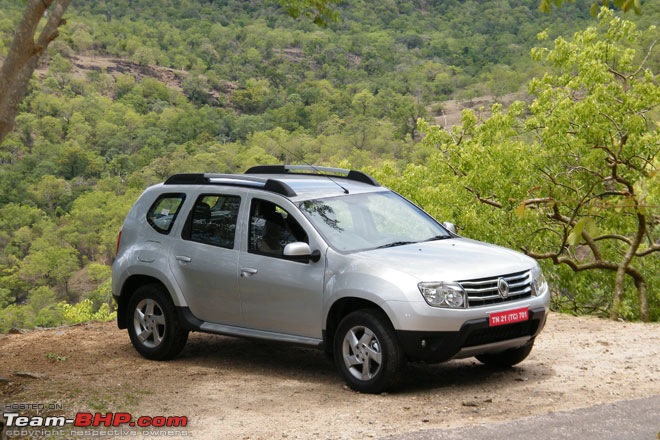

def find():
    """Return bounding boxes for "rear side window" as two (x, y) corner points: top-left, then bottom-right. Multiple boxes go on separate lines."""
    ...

(147, 193), (186, 234)
(182, 194), (241, 249)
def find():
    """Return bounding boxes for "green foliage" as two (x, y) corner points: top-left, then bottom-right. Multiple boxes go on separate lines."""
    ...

(1, 1), (659, 329)
(59, 299), (116, 325)
(274, 0), (341, 27)
(416, 10), (659, 321)
(30, 286), (63, 327)
(540, 0), (642, 15)
(19, 241), (80, 292)
(0, 278), (115, 333)
(46, 352), (69, 362)
(0, 305), (33, 333)
(0, 288), (12, 308)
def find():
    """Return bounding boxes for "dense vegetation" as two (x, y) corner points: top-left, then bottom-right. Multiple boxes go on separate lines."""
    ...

(0, 0), (658, 330)
(382, 9), (660, 322)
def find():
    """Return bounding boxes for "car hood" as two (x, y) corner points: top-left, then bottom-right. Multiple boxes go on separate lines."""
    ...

(355, 237), (535, 282)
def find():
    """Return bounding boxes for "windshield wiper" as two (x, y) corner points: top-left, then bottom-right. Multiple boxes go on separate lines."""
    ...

(376, 241), (417, 249)
(424, 235), (452, 242)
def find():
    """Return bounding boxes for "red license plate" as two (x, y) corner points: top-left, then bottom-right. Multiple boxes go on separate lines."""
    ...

(489, 307), (529, 327)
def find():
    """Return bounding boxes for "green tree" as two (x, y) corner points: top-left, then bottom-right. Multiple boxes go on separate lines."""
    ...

(521, 11), (659, 320)
(419, 10), (659, 321)
(540, 0), (642, 15)
(274, 0), (340, 26)
(182, 75), (212, 106)
(19, 242), (80, 298)
(0, 0), (339, 145)
(0, 0), (71, 145)
(29, 286), (63, 327)
(28, 175), (72, 213)
(62, 189), (138, 264)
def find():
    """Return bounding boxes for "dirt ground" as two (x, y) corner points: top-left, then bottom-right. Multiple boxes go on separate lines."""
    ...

(1, 312), (659, 439)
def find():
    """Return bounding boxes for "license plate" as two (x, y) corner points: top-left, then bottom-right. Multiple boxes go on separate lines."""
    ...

(489, 307), (529, 327)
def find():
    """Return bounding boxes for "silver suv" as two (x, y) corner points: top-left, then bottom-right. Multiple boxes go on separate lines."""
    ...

(112, 165), (550, 393)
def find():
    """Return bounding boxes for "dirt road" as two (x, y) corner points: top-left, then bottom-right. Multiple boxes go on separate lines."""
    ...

(1, 312), (659, 439)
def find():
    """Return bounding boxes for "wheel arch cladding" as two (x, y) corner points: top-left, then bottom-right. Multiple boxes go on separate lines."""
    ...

(116, 276), (170, 329)
(324, 297), (393, 353)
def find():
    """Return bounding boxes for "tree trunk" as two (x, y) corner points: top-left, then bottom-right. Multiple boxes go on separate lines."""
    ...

(0, 0), (71, 145)
(634, 276), (648, 322)
(610, 212), (647, 321)
(611, 265), (626, 321)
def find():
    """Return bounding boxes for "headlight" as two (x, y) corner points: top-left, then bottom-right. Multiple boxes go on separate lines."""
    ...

(418, 282), (467, 308)
(531, 265), (548, 297)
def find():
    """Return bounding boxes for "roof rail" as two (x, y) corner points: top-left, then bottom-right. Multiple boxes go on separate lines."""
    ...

(245, 165), (379, 186)
(164, 173), (208, 185)
(163, 173), (296, 197)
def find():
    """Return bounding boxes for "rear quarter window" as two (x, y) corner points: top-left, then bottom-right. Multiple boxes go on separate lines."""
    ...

(147, 193), (186, 234)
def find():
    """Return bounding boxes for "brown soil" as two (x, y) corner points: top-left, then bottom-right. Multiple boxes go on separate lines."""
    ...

(433, 93), (526, 128)
(36, 55), (235, 103)
(1, 313), (659, 439)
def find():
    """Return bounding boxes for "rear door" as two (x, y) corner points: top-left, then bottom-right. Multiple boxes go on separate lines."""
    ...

(169, 191), (243, 325)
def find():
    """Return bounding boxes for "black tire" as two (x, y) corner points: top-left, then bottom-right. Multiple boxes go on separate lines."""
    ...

(334, 309), (405, 394)
(127, 284), (188, 360)
(475, 339), (535, 367)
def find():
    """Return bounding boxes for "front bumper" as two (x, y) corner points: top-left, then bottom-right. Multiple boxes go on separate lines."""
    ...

(396, 306), (547, 363)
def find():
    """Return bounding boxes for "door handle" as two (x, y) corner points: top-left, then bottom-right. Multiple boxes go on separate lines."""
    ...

(176, 255), (192, 263)
(240, 267), (258, 278)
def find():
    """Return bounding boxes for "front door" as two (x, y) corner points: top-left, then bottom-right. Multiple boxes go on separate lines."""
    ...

(238, 198), (325, 338)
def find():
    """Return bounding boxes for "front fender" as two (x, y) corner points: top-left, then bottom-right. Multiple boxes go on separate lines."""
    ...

(324, 269), (420, 330)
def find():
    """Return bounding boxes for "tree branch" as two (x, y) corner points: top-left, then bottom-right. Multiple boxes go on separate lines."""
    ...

(463, 186), (503, 208)
(523, 197), (555, 206)
(0, 0), (71, 145)
(607, 67), (628, 84)
(523, 249), (618, 272)
(37, 1), (70, 49)
(593, 234), (632, 245)
(632, 37), (659, 78)
(636, 243), (660, 257)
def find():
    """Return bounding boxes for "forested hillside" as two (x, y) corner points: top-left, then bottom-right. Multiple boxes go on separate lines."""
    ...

(0, 0), (658, 329)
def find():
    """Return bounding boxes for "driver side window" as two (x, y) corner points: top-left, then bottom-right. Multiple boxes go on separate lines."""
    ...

(249, 199), (308, 257)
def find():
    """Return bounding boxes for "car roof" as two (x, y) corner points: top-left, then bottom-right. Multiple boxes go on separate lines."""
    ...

(162, 165), (387, 201)
(251, 173), (385, 200)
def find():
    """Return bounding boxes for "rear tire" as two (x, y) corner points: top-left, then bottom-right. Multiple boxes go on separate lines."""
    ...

(475, 339), (535, 367)
(334, 309), (405, 394)
(127, 284), (188, 360)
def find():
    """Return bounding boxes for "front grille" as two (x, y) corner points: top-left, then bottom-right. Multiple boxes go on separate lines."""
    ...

(460, 270), (532, 307)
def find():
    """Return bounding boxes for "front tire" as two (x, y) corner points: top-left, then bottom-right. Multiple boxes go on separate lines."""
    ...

(334, 309), (405, 394)
(127, 284), (188, 360)
(475, 339), (535, 367)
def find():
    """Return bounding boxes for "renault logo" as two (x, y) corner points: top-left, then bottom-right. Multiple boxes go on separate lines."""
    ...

(497, 278), (510, 298)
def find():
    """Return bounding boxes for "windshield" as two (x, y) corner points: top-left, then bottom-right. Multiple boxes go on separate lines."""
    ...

(299, 191), (452, 252)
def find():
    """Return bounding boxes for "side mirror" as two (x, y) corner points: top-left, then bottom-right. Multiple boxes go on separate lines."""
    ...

(442, 222), (457, 234)
(283, 242), (321, 263)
